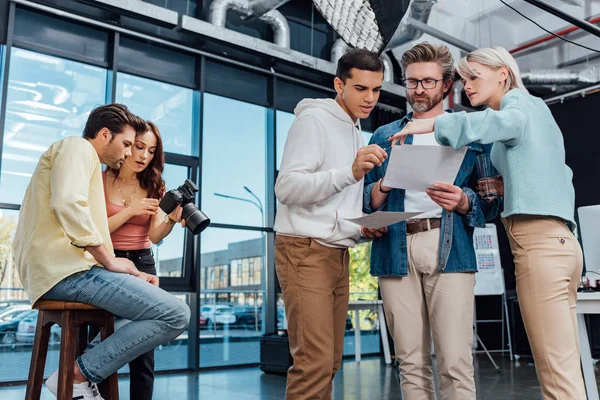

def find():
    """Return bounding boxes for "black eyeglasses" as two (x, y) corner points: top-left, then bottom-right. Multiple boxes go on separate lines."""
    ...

(402, 78), (444, 89)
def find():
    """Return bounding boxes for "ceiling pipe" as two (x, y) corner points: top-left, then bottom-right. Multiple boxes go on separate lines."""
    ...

(246, 0), (291, 18)
(523, 0), (600, 39)
(385, 0), (437, 49)
(208, 0), (291, 48)
(521, 67), (600, 85)
(510, 16), (600, 54)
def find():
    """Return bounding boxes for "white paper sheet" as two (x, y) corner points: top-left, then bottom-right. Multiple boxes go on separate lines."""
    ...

(342, 211), (424, 229)
(383, 145), (467, 192)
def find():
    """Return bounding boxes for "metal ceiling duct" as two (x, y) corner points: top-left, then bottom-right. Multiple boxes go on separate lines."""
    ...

(559, 0), (583, 5)
(312, 0), (411, 54)
(209, 0), (291, 48)
(245, 0), (292, 19)
(385, 0), (437, 49)
(330, 38), (351, 64)
(521, 68), (600, 85)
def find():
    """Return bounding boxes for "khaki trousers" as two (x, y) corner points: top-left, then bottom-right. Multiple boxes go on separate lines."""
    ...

(275, 235), (349, 400)
(379, 228), (476, 400)
(503, 215), (585, 400)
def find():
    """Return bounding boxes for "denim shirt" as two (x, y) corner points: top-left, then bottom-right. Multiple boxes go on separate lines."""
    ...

(363, 111), (500, 277)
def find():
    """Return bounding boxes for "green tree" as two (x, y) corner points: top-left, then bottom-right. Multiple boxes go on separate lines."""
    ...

(348, 241), (379, 330)
(349, 241), (378, 299)
(0, 214), (17, 286)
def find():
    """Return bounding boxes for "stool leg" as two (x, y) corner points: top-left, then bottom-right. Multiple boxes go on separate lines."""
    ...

(25, 311), (51, 400)
(57, 311), (76, 400)
(77, 323), (88, 357)
(98, 313), (119, 400)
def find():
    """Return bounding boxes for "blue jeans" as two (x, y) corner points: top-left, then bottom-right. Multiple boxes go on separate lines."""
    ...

(42, 266), (190, 383)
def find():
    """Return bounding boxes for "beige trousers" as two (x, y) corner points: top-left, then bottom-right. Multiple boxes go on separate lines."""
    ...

(274, 235), (349, 400)
(503, 215), (585, 400)
(379, 228), (476, 400)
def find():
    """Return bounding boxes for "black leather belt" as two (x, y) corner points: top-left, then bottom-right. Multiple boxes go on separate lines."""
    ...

(406, 218), (441, 236)
(114, 248), (152, 258)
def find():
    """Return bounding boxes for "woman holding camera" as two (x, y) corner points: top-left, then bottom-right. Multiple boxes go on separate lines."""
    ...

(103, 121), (184, 400)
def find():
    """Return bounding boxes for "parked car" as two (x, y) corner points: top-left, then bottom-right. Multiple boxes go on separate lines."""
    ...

(0, 305), (32, 345)
(0, 300), (30, 312)
(16, 310), (61, 344)
(200, 305), (236, 329)
(232, 306), (262, 330)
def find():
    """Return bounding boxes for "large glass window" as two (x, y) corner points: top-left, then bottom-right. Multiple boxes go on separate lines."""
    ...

(202, 94), (267, 228)
(0, 209), (22, 303)
(0, 48), (107, 205)
(115, 72), (195, 156)
(199, 227), (266, 368)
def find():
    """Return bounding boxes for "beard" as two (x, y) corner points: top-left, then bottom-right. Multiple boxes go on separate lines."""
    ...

(101, 146), (123, 170)
(408, 89), (444, 113)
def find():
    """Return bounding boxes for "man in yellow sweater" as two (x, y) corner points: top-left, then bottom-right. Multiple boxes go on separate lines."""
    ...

(13, 104), (190, 400)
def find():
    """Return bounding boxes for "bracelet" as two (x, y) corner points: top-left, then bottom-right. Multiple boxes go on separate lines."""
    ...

(378, 179), (392, 194)
(163, 213), (177, 225)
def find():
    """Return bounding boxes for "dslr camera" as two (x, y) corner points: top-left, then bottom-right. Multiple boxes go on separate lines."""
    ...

(159, 179), (210, 235)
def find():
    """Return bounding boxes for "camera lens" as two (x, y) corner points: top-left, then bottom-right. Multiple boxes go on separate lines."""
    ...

(182, 203), (210, 235)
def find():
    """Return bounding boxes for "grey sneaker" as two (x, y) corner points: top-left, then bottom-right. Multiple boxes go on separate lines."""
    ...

(45, 369), (105, 399)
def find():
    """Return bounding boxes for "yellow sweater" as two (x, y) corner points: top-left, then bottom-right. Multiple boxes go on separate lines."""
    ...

(12, 136), (113, 304)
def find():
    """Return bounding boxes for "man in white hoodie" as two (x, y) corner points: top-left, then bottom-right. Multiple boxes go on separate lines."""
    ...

(274, 48), (387, 400)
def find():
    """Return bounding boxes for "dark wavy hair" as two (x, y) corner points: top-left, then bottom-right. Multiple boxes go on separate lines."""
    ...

(108, 121), (166, 200)
(83, 104), (146, 139)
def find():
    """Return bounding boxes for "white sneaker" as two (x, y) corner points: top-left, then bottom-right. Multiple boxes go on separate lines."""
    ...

(45, 369), (105, 399)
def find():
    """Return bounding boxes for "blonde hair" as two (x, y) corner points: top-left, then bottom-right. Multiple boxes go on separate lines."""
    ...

(457, 46), (528, 94)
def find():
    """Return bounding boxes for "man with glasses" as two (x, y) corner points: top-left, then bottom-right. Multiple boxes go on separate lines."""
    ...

(361, 43), (499, 399)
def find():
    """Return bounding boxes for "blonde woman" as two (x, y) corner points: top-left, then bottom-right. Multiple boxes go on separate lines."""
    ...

(389, 46), (584, 399)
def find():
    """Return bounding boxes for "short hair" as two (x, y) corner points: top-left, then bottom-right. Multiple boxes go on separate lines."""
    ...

(82, 104), (146, 139)
(336, 48), (384, 82)
(457, 46), (528, 94)
(401, 42), (456, 97)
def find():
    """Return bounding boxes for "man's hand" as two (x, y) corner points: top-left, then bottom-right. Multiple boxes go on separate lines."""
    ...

(426, 182), (470, 214)
(137, 271), (159, 286)
(361, 226), (388, 238)
(104, 257), (138, 275)
(352, 145), (387, 181)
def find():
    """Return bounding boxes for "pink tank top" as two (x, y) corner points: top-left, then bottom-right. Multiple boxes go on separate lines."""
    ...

(103, 171), (153, 250)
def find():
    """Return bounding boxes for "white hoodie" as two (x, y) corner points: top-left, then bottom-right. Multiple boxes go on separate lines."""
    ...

(274, 98), (365, 248)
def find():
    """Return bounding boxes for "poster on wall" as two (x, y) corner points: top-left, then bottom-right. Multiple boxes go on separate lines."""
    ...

(474, 224), (505, 296)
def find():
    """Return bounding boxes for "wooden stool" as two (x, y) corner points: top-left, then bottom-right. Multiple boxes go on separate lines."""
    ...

(25, 300), (119, 400)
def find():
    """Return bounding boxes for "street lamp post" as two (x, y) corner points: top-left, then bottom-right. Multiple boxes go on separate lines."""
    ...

(214, 188), (265, 332)
(214, 188), (264, 225)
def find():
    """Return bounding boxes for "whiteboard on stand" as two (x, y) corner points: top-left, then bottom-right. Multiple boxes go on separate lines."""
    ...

(473, 223), (504, 296)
